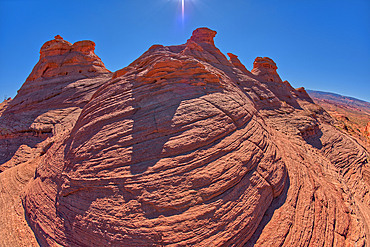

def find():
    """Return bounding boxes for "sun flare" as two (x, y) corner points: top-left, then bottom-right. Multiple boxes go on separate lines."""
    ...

(182, 0), (185, 23)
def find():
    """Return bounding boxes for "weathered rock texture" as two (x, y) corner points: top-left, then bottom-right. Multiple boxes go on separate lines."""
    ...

(27, 35), (110, 81)
(0, 97), (12, 116)
(251, 56), (280, 82)
(0, 155), (39, 246)
(308, 90), (370, 151)
(23, 27), (287, 246)
(1, 27), (369, 246)
(0, 35), (112, 171)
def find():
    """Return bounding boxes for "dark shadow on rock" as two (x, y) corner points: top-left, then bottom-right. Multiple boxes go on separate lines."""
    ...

(0, 73), (111, 168)
(0, 109), (51, 167)
(244, 174), (290, 246)
(56, 68), (222, 245)
(303, 128), (323, 149)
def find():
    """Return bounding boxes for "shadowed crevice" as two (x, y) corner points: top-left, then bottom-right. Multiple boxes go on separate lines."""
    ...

(244, 174), (290, 246)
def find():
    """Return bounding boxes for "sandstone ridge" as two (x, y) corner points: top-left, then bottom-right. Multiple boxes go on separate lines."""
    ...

(0, 28), (369, 247)
(24, 28), (287, 246)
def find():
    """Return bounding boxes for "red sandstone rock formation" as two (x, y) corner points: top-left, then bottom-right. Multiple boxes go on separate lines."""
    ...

(227, 53), (252, 75)
(27, 35), (109, 81)
(0, 98), (11, 116)
(187, 27), (217, 45)
(23, 28), (287, 246)
(251, 56), (281, 83)
(0, 28), (369, 246)
(0, 35), (112, 171)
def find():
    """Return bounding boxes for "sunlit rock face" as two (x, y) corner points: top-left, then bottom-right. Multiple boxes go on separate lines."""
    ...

(187, 27), (217, 45)
(251, 57), (281, 83)
(27, 35), (110, 81)
(23, 28), (287, 246)
(20, 28), (369, 247)
(0, 35), (112, 171)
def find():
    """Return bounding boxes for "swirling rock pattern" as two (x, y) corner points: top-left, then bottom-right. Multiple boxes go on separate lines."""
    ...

(0, 27), (368, 246)
(24, 28), (287, 246)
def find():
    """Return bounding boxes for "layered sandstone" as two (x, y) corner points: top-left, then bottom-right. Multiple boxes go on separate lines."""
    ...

(0, 27), (369, 246)
(27, 35), (109, 81)
(24, 28), (287, 246)
(187, 27), (217, 45)
(0, 156), (39, 246)
(251, 57), (281, 83)
(0, 97), (11, 116)
(0, 35), (112, 171)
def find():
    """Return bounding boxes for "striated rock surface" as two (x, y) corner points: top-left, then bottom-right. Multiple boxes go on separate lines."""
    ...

(0, 35), (112, 171)
(0, 156), (39, 246)
(24, 28), (287, 246)
(0, 27), (369, 246)
(0, 98), (12, 116)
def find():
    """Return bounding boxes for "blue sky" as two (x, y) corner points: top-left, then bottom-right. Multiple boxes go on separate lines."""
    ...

(1, 0), (369, 102)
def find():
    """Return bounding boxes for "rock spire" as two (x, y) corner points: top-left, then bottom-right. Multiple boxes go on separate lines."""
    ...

(187, 27), (217, 45)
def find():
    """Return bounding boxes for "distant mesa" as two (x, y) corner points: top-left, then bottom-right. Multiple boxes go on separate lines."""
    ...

(308, 89), (370, 149)
(307, 90), (370, 114)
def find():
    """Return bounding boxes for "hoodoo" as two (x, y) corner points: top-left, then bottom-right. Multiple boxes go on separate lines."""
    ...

(251, 57), (281, 83)
(27, 35), (110, 82)
(187, 27), (217, 45)
(0, 35), (111, 171)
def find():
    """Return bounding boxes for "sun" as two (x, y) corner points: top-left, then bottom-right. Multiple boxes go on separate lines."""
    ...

(182, 0), (185, 23)
(178, 0), (197, 26)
